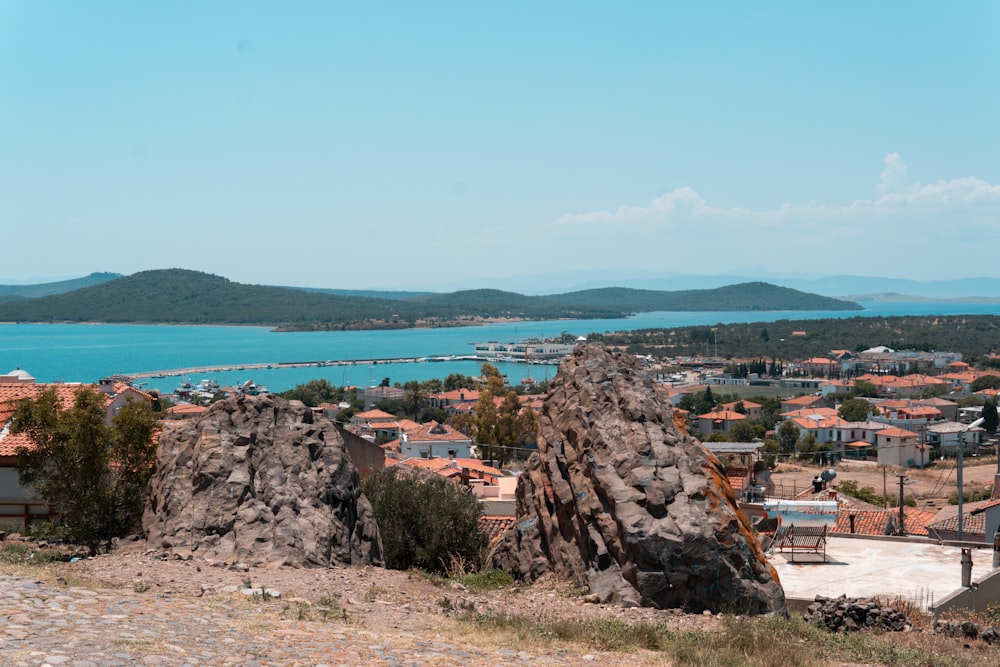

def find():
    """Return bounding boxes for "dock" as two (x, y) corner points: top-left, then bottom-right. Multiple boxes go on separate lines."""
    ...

(126, 356), (481, 380)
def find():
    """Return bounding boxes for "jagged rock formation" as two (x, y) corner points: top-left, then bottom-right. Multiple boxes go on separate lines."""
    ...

(490, 344), (785, 614)
(143, 395), (383, 568)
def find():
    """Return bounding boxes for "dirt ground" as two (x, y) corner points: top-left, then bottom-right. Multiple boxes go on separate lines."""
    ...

(767, 456), (1000, 509)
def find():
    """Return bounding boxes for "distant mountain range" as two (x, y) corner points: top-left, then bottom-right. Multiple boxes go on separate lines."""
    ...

(467, 271), (1000, 301)
(0, 272), (122, 303)
(0, 269), (860, 329)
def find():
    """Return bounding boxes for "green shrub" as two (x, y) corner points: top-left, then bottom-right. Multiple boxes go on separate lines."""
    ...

(362, 466), (488, 575)
(949, 485), (994, 505)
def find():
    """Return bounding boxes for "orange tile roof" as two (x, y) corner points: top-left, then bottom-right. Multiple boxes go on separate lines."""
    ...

(877, 426), (920, 438)
(697, 410), (746, 421)
(927, 501), (993, 537)
(789, 416), (845, 430)
(166, 403), (208, 416)
(394, 456), (502, 481)
(404, 421), (470, 443)
(782, 395), (824, 407)
(355, 409), (397, 421)
(833, 508), (936, 537)
(781, 407), (839, 419)
(0, 384), (97, 458)
(479, 515), (516, 545)
(431, 388), (480, 402)
(114, 382), (154, 403)
(720, 400), (762, 411)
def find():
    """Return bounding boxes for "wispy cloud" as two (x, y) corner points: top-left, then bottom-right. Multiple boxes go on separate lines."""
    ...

(554, 154), (1000, 227)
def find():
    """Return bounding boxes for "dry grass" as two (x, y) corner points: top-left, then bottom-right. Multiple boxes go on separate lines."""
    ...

(449, 610), (1000, 667)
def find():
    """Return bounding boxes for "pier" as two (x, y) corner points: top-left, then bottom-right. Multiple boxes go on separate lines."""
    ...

(126, 356), (481, 380)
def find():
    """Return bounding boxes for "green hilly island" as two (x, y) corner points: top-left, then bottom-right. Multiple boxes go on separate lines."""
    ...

(0, 269), (860, 329)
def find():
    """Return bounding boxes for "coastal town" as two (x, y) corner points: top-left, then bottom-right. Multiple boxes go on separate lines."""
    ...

(5, 336), (1000, 606)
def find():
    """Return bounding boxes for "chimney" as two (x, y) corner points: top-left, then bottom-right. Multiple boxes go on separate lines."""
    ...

(849, 514), (856, 534)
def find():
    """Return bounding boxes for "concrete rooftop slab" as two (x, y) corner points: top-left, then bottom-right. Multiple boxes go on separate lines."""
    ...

(770, 535), (995, 610)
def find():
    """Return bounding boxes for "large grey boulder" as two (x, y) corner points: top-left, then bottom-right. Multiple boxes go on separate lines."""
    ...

(143, 395), (383, 568)
(490, 344), (785, 614)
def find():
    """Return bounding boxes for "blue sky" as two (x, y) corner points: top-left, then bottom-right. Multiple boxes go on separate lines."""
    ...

(1, 2), (998, 290)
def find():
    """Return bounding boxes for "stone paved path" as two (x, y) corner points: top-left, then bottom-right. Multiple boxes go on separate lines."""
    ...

(0, 575), (611, 667)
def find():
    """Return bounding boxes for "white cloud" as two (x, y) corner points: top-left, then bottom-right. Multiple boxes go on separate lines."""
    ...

(877, 152), (907, 194)
(554, 154), (1000, 228)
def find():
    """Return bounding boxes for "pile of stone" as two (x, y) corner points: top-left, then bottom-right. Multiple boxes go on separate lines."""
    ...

(804, 595), (909, 633)
(933, 619), (1000, 644)
(490, 344), (786, 615)
(143, 395), (383, 568)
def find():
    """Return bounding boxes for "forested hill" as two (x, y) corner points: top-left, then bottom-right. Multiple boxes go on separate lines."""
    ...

(548, 282), (861, 312)
(0, 270), (860, 328)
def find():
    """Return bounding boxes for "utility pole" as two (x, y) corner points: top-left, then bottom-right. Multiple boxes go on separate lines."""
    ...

(882, 466), (888, 508)
(895, 473), (909, 536)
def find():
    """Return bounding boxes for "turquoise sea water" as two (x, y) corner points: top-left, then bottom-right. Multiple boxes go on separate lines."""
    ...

(3, 301), (1000, 394)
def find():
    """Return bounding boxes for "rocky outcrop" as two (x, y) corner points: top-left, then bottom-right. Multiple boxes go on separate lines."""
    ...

(143, 395), (382, 568)
(490, 344), (785, 614)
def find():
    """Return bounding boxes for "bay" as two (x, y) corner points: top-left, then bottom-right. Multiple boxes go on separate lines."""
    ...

(3, 300), (1000, 395)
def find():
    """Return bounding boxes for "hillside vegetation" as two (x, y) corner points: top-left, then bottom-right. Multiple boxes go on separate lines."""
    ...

(0, 269), (860, 329)
(552, 282), (860, 312)
(592, 314), (1000, 360)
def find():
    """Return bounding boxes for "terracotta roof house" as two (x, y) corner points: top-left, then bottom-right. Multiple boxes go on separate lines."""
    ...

(0, 382), (96, 526)
(165, 403), (209, 419)
(349, 409), (402, 441)
(834, 508), (937, 537)
(780, 395), (826, 413)
(398, 421), (475, 459)
(926, 421), (984, 455)
(389, 455), (502, 486)
(787, 415), (846, 444)
(720, 400), (762, 420)
(925, 498), (1000, 543)
(802, 357), (837, 377)
(912, 397), (958, 421)
(875, 427), (928, 467)
(428, 388), (480, 413)
(695, 410), (746, 436)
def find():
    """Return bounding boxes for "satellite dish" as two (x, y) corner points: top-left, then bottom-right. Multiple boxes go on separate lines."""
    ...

(820, 468), (837, 482)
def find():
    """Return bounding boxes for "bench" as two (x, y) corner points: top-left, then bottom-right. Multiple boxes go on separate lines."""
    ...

(775, 524), (828, 562)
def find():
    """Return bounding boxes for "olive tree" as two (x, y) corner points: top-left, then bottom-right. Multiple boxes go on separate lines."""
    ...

(12, 387), (159, 554)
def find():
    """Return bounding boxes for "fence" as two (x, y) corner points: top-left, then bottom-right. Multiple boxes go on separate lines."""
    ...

(0, 501), (56, 531)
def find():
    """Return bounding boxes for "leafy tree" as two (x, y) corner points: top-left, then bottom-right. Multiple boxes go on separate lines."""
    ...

(12, 388), (159, 554)
(279, 379), (343, 407)
(971, 375), (1000, 392)
(443, 373), (477, 391)
(745, 396), (783, 429)
(838, 398), (879, 422)
(361, 467), (487, 574)
(777, 421), (800, 454)
(729, 419), (765, 442)
(852, 380), (879, 398)
(919, 384), (949, 399)
(463, 363), (537, 465)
